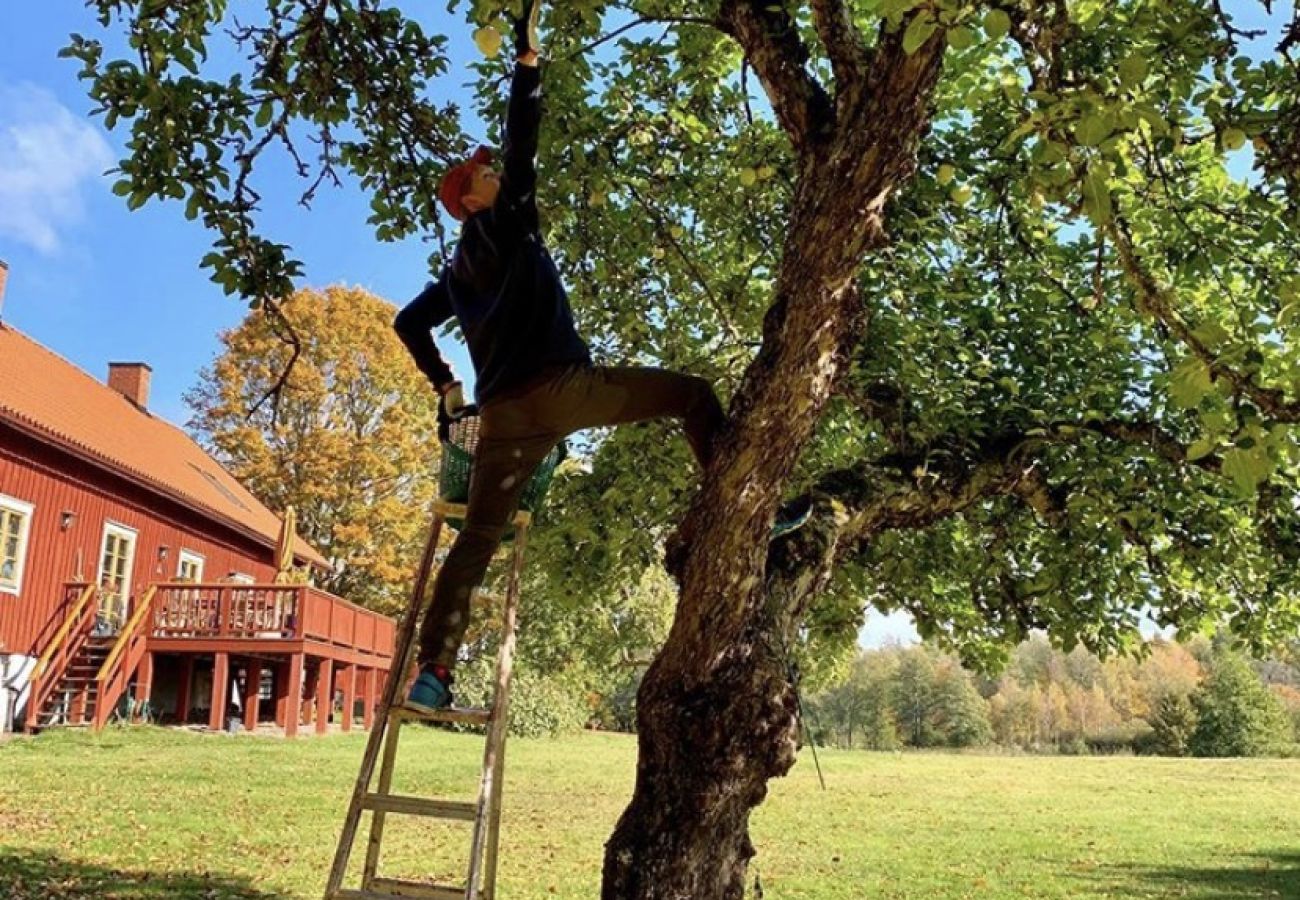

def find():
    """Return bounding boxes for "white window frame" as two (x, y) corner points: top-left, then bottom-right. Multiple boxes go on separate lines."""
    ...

(0, 494), (35, 596)
(229, 572), (255, 585)
(98, 521), (139, 617)
(176, 549), (206, 583)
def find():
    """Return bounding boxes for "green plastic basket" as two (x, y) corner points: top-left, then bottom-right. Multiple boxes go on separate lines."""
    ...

(438, 415), (564, 515)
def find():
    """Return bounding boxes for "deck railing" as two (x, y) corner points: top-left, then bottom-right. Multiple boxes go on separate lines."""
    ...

(148, 583), (393, 658)
(299, 586), (395, 657)
(151, 583), (302, 639)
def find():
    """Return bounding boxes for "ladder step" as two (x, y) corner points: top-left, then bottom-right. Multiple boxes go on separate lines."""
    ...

(370, 877), (468, 899)
(393, 705), (491, 727)
(361, 793), (477, 821)
(335, 880), (466, 899)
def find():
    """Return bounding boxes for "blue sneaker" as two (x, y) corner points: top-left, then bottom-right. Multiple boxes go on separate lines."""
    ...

(406, 668), (453, 713)
(771, 496), (813, 539)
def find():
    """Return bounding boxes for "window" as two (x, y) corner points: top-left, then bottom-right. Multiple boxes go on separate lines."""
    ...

(98, 522), (138, 629)
(177, 550), (205, 583)
(228, 572), (255, 585)
(0, 495), (34, 595)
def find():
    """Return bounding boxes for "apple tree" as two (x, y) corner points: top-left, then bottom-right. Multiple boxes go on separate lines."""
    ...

(66, 0), (1300, 895)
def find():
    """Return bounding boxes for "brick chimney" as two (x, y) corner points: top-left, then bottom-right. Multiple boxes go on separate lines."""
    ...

(0, 260), (9, 320)
(108, 362), (152, 409)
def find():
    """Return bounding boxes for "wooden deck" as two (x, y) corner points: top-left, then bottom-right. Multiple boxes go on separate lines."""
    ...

(147, 582), (394, 667)
(140, 583), (396, 737)
(29, 581), (398, 737)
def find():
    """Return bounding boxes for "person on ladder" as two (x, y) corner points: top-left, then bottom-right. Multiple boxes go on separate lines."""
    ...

(393, 0), (811, 713)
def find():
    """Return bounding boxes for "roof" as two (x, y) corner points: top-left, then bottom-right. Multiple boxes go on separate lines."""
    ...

(0, 324), (329, 569)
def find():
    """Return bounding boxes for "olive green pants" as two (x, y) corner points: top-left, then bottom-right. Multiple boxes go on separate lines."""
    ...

(417, 364), (723, 669)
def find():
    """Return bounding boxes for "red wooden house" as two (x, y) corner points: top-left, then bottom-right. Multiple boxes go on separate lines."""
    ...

(0, 300), (395, 737)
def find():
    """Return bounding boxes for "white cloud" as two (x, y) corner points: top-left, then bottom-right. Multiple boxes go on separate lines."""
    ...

(0, 82), (114, 254)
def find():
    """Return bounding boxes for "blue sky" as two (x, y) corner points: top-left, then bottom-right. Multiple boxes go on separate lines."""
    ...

(0, 2), (481, 427)
(0, 2), (1286, 649)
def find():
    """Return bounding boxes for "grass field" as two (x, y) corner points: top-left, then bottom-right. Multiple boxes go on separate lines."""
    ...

(1, 727), (1298, 899)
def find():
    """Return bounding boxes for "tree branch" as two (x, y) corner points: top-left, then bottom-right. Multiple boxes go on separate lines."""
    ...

(773, 413), (1228, 583)
(810, 0), (870, 92)
(558, 14), (715, 61)
(716, 0), (834, 152)
(247, 297), (302, 424)
(1108, 215), (1300, 424)
(624, 183), (743, 345)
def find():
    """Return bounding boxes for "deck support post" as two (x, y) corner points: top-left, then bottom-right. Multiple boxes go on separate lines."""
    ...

(362, 668), (378, 731)
(340, 663), (357, 733)
(175, 656), (193, 724)
(315, 658), (334, 735)
(285, 653), (304, 738)
(274, 660), (288, 727)
(208, 652), (229, 732)
(243, 659), (263, 732)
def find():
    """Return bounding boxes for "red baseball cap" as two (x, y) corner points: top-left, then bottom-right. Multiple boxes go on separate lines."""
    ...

(439, 146), (494, 221)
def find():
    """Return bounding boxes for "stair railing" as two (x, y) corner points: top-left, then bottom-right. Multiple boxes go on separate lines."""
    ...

(93, 584), (159, 731)
(25, 583), (97, 731)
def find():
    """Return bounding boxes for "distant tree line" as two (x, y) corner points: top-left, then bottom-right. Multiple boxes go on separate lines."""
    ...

(805, 636), (1300, 758)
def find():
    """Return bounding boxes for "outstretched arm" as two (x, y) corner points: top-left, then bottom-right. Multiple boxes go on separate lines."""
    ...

(492, 2), (543, 235)
(394, 272), (457, 393)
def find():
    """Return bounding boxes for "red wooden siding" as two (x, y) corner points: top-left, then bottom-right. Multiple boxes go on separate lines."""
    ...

(0, 424), (285, 657)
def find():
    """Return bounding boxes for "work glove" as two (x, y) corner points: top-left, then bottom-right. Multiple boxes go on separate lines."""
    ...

(513, 0), (542, 58)
(436, 381), (477, 442)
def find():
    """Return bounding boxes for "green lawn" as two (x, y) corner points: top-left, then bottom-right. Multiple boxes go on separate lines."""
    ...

(1, 727), (1297, 899)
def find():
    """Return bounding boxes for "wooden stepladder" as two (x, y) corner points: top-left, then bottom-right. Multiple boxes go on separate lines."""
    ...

(325, 498), (532, 900)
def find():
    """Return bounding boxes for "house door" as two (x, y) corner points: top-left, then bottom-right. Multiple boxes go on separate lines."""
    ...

(97, 522), (138, 633)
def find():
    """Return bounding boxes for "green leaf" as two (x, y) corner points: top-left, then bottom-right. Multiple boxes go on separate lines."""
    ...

(1191, 320), (1231, 349)
(983, 9), (1011, 40)
(1081, 166), (1112, 226)
(947, 26), (976, 50)
(1075, 112), (1113, 147)
(255, 102), (274, 128)
(903, 14), (939, 55)
(1169, 356), (1214, 408)
(1133, 103), (1170, 136)
(1221, 446), (1272, 496)
(1280, 303), (1300, 329)
(1118, 56), (1149, 88)
(1187, 438), (1217, 461)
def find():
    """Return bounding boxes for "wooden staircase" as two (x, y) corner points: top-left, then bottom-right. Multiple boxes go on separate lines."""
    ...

(25, 582), (162, 732)
(29, 637), (115, 729)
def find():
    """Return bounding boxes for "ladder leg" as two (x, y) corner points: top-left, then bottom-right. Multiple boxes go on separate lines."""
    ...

(361, 711), (405, 888)
(473, 520), (529, 900)
(323, 512), (446, 898)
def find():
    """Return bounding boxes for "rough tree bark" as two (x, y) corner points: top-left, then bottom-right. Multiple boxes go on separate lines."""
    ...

(601, 6), (947, 897)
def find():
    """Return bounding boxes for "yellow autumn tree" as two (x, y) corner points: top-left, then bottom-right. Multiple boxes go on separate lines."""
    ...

(186, 285), (441, 614)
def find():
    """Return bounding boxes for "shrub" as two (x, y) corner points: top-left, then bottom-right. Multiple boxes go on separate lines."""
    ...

(1086, 721), (1154, 755)
(453, 656), (589, 738)
(1148, 693), (1198, 757)
(1060, 736), (1090, 756)
(590, 669), (642, 733)
(1190, 652), (1293, 758)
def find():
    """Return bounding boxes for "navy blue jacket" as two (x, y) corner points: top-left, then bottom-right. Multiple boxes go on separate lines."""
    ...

(394, 63), (590, 404)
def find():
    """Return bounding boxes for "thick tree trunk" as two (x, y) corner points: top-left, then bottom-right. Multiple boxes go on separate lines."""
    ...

(602, 632), (795, 898)
(602, 27), (946, 899)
